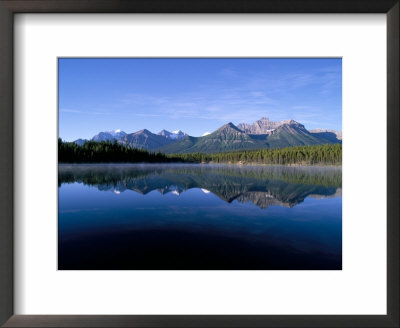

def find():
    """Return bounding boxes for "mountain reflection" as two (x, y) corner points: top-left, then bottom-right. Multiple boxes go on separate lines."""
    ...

(58, 164), (342, 210)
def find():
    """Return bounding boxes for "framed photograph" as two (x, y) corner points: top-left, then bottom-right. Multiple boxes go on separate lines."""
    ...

(0, 1), (398, 327)
(58, 57), (343, 271)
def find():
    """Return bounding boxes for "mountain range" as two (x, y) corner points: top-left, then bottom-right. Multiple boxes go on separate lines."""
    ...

(73, 117), (341, 154)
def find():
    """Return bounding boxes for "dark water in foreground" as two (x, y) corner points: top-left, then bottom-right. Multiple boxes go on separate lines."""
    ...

(58, 164), (342, 270)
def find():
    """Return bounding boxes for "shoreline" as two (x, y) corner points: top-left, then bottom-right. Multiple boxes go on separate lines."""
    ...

(58, 162), (342, 168)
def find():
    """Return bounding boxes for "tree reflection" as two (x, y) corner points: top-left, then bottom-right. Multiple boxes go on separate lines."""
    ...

(59, 164), (341, 209)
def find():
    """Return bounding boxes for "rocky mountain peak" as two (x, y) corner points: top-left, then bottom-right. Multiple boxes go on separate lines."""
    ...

(158, 129), (170, 136)
(158, 129), (187, 140)
(216, 122), (242, 133)
(238, 117), (288, 134)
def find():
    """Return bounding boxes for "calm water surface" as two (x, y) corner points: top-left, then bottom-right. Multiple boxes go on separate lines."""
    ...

(58, 164), (342, 270)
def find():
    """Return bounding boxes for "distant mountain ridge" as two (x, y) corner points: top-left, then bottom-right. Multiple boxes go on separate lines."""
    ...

(159, 123), (265, 154)
(92, 129), (127, 142)
(72, 117), (341, 153)
(158, 129), (188, 140)
(75, 129), (188, 150)
(121, 129), (172, 150)
(157, 119), (341, 154)
(309, 129), (342, 140)
(73, 138), (88, 146)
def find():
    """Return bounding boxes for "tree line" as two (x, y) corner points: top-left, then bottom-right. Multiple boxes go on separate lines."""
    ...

(59, 139), (341, 165)
(58, 139), (179, 163)
(172, 144), (342, 165)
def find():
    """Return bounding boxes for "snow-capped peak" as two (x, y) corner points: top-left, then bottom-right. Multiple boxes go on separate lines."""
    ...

(108, 129), (126, 137)
(157, 129), (187, 140)
(201, 132), (211, 136)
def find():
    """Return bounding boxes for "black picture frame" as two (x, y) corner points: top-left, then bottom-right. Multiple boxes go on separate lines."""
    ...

(0, 1), (398, 327)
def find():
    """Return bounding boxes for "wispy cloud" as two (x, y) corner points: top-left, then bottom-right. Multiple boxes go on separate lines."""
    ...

(85, 62), (340, 131)
(60, 109), (82, 113)
(121, 93), (169, 106)
(60, 108), (108, 115)
(220, 68), (238, 78)
(134, 113), (164, 117)
(117, 85), (280, 124)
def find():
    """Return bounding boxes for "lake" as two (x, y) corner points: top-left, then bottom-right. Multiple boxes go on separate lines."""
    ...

(58, 163), (342, 270)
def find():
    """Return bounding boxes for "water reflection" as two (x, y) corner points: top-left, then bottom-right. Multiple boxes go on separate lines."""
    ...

(58, 164), (342, 270)
(58, 164), (341, 210)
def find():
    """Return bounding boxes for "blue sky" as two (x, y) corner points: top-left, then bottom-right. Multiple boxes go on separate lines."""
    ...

(59, 58), (342, 141)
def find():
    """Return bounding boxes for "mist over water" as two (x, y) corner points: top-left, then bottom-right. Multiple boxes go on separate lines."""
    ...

(58, 164), (342, 270)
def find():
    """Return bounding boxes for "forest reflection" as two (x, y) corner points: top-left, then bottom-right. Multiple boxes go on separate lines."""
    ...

(59, 164), (341, 210)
